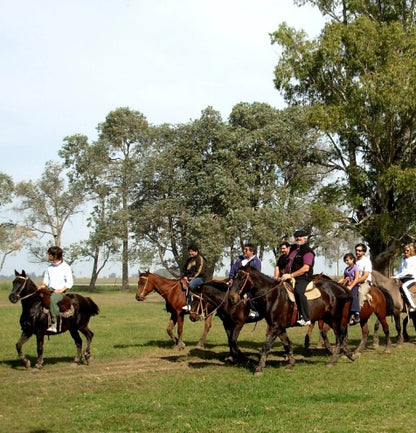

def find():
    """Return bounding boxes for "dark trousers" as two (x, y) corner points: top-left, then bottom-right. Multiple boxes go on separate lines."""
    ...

(350, 285), (360, 313)
(294, 279), (310, 321)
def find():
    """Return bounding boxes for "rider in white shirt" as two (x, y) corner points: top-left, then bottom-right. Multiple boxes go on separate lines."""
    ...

(393, 244), (416, 312)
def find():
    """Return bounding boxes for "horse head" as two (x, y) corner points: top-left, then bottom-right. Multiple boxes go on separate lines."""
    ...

(229, 267), (253, 305)
(136, 271), (152, 301)
(9, 270), (31, 303)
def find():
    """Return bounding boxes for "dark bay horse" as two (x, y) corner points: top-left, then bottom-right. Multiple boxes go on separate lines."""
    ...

(230, 266), (354, 375)
(9, 270), (99, 369)
(135, 271), (213, 350)
(189, 280), (253, 363)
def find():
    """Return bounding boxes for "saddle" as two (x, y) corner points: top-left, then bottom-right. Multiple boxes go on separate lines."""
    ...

(38, 288), (75, 318)
(283, 280), (321, 327)
(283, 280), (321, 302)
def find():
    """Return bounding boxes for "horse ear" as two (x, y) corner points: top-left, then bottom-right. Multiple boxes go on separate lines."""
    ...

(15, 270), (19, 276)
(22, 270), (26, 277)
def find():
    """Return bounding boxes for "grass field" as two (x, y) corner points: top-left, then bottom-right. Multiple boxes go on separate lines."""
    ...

(1, 284), (416, 433)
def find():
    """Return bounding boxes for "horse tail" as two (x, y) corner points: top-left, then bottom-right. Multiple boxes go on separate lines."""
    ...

(86, 297), (100, 316)
(378, 286), (395, 316)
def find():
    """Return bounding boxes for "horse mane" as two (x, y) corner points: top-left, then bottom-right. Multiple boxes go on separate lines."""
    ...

(240, 265), (278, 286)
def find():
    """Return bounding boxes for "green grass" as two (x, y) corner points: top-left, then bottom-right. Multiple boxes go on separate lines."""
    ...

(1, 289), (416, 433)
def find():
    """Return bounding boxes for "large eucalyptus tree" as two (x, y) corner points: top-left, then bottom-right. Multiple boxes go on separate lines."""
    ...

(273, 0), (416, 272)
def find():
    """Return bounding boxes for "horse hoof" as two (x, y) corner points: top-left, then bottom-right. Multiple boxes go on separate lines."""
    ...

(23, 359), (31, 369)
(254, 370), (263, 377)
(34, 363), (43, 370)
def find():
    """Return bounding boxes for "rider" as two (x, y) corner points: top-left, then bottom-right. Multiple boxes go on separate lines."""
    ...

(281, 230), (315, 326)
(355, 243), (373, 308)
(392, 244), (416, 312)
(37, 246), (73, 333)
(228, 243), (262, 319)
(339, 253), (361, 325)
(181, 244), (207, 311)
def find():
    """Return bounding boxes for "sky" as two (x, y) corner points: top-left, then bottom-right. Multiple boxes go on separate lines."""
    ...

(0, 0), (326, 277)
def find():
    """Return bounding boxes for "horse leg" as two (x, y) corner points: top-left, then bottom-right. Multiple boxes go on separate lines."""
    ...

(167, 315), (178, 346)
(34, 334), (45, 369)
(394, 312), (403, 346)
(69, 328), (83, 364)
(78, 326), (94, 364)
(304, 322), (314, 349)
(376, 314), (391, 354)
(354, 320), (369, 357)
(373, 319), (380, 349)
(327, 320), (353, 366)
(224, 322), (244, 363)
(16, 332), (32, 368)
(403, 315), (409, 342)
(175, 314), (186, 350)
(195, 315), (213, 349)
(319, 326), (334, 354)
(255, 326), (293, 376)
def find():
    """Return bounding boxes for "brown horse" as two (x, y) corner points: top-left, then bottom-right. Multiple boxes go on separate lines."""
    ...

(135, 271), (213, 350)
(305, 279), (395, 356)
(229, 266), (354, 375)
(9, 270), (99, 369)
(353, 285), (394, 355)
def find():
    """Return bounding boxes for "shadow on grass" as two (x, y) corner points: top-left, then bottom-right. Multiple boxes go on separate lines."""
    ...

(2, 355), (78, 369)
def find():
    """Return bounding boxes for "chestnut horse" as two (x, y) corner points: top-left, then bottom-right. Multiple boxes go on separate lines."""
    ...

(229, 266), (354, 375)
(9, 270), (99, 369)
(135, 271), (213, 350)
(305, 278), (395, 356)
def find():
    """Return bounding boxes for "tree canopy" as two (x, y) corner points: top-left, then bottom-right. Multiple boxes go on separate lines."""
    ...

(273, 0), (416, 272)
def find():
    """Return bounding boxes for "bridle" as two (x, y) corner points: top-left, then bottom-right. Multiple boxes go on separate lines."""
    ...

(12, 275), (37, 301)
(234, 270), (252, 296)
(137, 275), (177, 298)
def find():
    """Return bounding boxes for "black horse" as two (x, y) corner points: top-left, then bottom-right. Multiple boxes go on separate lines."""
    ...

(8, 270), (99, 369)
(229, 266), (354, 375)
(189, 280), (256, 363)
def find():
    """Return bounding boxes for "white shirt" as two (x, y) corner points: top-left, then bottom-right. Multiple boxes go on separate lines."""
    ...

(394, 255), (416, 279)
(42, 260), (74, 291)
(356, 256), (372, 283)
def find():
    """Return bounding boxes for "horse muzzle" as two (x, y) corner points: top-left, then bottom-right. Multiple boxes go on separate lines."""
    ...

(136, 296), (145, 302)
(189, 312), (203, 322)
(9, 294), (19, 304)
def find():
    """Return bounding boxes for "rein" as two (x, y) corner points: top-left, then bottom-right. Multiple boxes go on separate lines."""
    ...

(234, 271), (285, 303)
(192, 285), (230, 318)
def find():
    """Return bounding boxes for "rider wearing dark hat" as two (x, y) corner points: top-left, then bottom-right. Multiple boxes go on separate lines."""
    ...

(281, 230), (315, 326)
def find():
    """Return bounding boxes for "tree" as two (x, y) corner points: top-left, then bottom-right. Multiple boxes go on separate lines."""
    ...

(132, 108), (232, 278)
(14, 161), (84, 252)
(132, 104), (328, 277)
(59, 134), (121, 290)
(272, 0), (416, 272)
(97, 107), (149, 290)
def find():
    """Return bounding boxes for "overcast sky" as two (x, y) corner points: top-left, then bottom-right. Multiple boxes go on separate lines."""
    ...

(1, 0), (325, 276)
